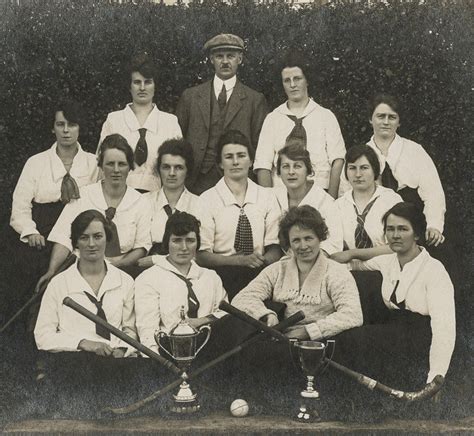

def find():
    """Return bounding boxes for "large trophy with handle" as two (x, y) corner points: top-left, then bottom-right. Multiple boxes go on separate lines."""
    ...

(291, 339), (335, 422)
(155, 306), (211, 413)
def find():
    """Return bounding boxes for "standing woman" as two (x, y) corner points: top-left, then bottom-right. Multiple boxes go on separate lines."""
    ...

(273, 143), (343, 256)
(331, 145), (402, 267)
(37, 134), (152, 290)
(98, 53), (182, 192)
(367, 94), (445, 247)
(1, 101), (98, 324)
(197, 130), (281, 299)
(138, 138), (204, 267)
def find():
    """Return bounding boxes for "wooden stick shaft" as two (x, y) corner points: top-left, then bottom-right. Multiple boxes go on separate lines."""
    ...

(63, 297), (181, 375)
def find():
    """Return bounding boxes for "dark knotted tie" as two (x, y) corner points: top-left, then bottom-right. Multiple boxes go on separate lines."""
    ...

(286, 115), (307, 147)
(83, 292), (111, 340)
(389, 280), (406, 310)
(60, 172), (80, 204)
(381, 162), (399, 191)
(104, 207), (121, 257)
(171, 271), (200, 318)
(217, 83), (227, 111)
(234, 206), (254, 255)
(135, 128), (148, 166)
(354, 197), (378, 249)
(163, 204), (173, 217)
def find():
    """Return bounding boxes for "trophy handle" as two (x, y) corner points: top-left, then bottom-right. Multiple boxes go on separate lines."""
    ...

(320, 339), (336, 374)
(156, 331), (174, 360)
(194, 325), (211, 356)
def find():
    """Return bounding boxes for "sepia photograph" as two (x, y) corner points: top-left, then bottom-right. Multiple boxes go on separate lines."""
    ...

(0, 0), (472, 433)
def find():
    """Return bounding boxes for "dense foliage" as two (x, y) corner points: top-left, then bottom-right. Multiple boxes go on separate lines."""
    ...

(0, 0), (472, 269)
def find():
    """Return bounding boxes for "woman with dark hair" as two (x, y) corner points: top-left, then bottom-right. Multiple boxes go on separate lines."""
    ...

(1, 100), (98, 325)
(36, 134), (151, 289)
(346, 202), (456, 387)
(197, 129), (282, 299)
(233, 205), (362, 340)
(98, 52), (182, 192)
(366, 94), (445, 247)
(273, 143), (343, 256)
(254, 50), (345, 198)
(332, 145), (402, 267)
(138, 138), (204, 265)
(135, 212), (227, 353)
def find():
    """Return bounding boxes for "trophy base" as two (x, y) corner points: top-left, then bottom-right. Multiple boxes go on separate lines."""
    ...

(170, 401), (201, 414)
(295, 402), (322, 423)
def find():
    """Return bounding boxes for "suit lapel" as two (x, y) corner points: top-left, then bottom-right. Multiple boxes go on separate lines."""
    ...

(198, 81), (212, 130)
(224, 80), (246, 129)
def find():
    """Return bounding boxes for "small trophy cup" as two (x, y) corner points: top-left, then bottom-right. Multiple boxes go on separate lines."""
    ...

(292, 340), (335, 422)
(155, 306), (211, 413)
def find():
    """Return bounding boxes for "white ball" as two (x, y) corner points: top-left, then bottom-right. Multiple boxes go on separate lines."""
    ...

(230, 399), (249, 417)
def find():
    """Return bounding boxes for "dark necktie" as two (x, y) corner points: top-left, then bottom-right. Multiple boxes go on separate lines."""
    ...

(389, 280), (406, 310)
(163, 204), (173, 217)
(83, 292), (111, 340)
(104, 207), (121, 257)
(354, 197), (378, 249)
(234, 206), (254, 255)
(170, 271), (200, 318)
(286, 115), (307, 147)
(60, 172), (80, 204)
(217, 83), (227, 112)
(135, 128), (148, 166)
(381, 162), (399, 191)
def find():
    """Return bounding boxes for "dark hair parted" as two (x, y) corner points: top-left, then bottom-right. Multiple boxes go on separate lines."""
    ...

(70, 209), (112, 249)
(162, 211), (201, 254)
(279, 49), (310, 80)
(98, 134), (135, 170)
(129, 52), (158, 82)
(278, 205), (328, 251)
(216, 129), (254, 164)
(369, 93), (402, 120)
(155, 138), (194, 179)
(382, 202), (427, 243)
(344, 144), (381, 180)
(276, 142), (313, 176)
(54, 99), (85, 128)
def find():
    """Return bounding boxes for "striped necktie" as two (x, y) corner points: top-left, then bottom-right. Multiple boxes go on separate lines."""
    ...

(83, 292), (111, 340)
(286, 115), (307, 147)
(171, 271), (200, 318)
(234, 206), (254, 255)
(104, 207), (121, 257)
(354, 197), (378, 249)
(135, 128), (148, 166)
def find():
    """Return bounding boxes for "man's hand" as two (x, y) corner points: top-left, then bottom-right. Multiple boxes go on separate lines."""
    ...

(285, 326), (309, 340)
(78, 339), (114, 357)
(425, 228), (445, 247)
(262, 313), (279, 327)
(27, 234), (46, 250)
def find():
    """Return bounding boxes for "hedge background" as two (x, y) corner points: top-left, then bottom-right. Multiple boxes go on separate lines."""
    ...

(0, 0), (472, 299)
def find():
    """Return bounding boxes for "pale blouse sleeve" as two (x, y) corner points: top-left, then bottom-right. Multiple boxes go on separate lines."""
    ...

(209, 272), (229, 319)
(198, 192), (216, 253)
(263, 190), (281, 247)
(304, 263), (363, 340)
(232, 263), (281, 320)
(132, 196), (153, 251)
(324, 110), (346, 164)
(114, 273), (138, 355)
(320, 202), (344, 255)
(253, 114), (276, 171)
(47, 199), (83, 251)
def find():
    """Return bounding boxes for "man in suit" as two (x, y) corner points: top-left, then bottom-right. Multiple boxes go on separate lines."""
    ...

(176, 33), (268, 195)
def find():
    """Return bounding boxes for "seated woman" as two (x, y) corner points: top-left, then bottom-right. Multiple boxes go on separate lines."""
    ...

(196, 129), (282, 300)
(98, 52), (182, 192)
(341, 202), (456, 389)
(366, 94), (445, 247)
(138, 138), (204, 266)
(332, 145), (402, 268)
(273, 142), (343, 256)
(33, 210), (140, 417)
(135, 212), (227, 354)
(1, 100), (98, 325)
(37, 134), (152, 289)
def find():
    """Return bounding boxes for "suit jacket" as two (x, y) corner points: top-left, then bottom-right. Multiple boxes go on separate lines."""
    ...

(176, 79), (268, 185)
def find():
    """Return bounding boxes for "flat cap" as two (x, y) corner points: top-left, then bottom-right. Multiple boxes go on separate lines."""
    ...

(203, 34), (245, 52)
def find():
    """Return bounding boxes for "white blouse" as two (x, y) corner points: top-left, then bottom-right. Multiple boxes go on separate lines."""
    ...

(135, 256), (228, 352)
(199, 178), (280, 256)
(34, 261), (136, 354)
(10, 143), (99, 242)
(99, 104), (182, 192)
(358, 248), (456, 383)
(273, 183), (343, 255)
(48, 182), (152, 254)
